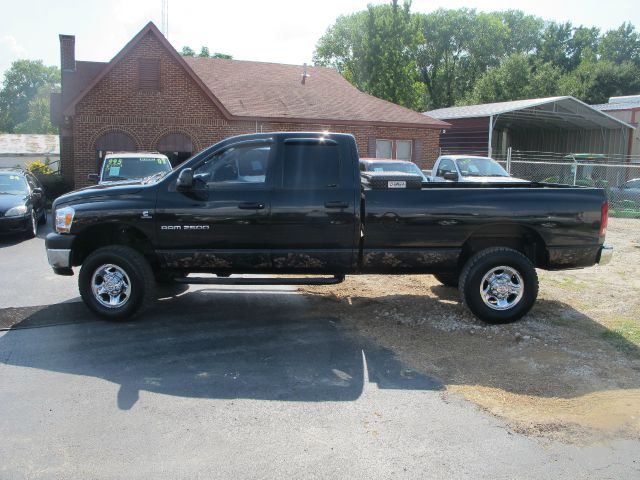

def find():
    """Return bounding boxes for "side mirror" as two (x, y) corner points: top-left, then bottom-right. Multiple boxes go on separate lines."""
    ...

(176, 168), (194, 189)
(87, 173), (99, 183)
(443, 171), (459, 181)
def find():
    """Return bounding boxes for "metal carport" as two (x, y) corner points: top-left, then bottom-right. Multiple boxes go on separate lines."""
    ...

(424, 96), (634, 160)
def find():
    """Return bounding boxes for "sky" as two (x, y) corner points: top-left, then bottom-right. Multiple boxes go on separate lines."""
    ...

(0, 0), (639, 79)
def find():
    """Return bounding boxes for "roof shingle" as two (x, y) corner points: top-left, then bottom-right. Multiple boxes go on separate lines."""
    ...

(184, 57), (447, 128)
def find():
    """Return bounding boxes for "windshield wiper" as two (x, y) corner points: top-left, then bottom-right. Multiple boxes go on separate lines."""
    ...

(104, 176), (128, 181)
(143, 171), (169, 184)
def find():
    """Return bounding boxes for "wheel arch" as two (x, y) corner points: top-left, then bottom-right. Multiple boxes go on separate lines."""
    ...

(459, 223), (549, 269)
(71, 223), (156, 267)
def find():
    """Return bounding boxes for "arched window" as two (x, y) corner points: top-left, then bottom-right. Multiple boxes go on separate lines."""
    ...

(94, 131), (137, 170)
(156, 133), (194, 166)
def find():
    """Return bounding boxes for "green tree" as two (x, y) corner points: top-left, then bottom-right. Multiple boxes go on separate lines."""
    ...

(496, 10), (544, 55)
(315, 1), (421, 108)
(464, 53), (531, 104)
(313, 11), (368, 85)
(211, 53), (233, 59)
(567, 26), (600, 70)
(558, 56), (640, 104)
(199, 46), (210, 58)
(360, 0), (422, 108)
(14, 87), (56, 134)
(536, 21), (574, 71)
(181, 46), (196, 56)
(415, 8), (511, 109)
(0, 60), (59, 133)
(598, 22), (640, 65)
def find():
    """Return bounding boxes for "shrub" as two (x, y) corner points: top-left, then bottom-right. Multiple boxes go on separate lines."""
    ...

(26, 160), (54, 176)
(576, 178), (596, 187)
(541, 176), (560, 183)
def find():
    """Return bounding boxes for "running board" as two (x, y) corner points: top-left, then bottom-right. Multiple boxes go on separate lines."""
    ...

(173, 274), (345, 286)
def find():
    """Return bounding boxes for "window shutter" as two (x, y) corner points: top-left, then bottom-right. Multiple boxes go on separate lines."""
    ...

(138, 58), (160, 91)
(367, 137), (376, 157)
(412, 139), (423, 163)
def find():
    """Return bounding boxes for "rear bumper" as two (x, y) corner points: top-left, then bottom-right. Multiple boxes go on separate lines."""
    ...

(597, 244), (613, 265)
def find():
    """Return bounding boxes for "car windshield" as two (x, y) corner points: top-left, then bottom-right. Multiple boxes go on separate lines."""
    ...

(0, 173), (28, 195)
(101, 156), (172, 181)
(455, 157), (509, 177)
(367, 162), (425, 178)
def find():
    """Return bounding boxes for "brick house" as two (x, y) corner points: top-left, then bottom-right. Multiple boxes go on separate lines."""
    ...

(51, 22), (447, 188)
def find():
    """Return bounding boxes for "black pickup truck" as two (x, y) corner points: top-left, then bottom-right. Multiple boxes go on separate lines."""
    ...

(46, 132), (612, 323)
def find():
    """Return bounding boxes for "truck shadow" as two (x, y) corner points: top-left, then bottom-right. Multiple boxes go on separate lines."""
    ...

(301, 287), (640, 401)
(0, 290), (442, 410)
(1, 286), (637, 411)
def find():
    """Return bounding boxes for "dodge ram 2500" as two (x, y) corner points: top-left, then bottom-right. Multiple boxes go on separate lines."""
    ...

(46, 132), (612, 323)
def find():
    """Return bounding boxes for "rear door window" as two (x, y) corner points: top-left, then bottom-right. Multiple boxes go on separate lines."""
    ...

(283, 143), (340, 189)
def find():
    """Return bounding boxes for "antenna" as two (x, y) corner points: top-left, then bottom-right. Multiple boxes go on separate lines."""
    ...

(161, 0), (169, 38)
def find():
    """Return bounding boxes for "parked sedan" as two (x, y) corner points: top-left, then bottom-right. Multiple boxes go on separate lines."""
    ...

(0, 168), (46, 238)
(359, 158), (430, 182)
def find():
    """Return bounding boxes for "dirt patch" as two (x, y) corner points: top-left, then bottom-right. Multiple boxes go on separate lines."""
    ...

(299, 218), (640, 444)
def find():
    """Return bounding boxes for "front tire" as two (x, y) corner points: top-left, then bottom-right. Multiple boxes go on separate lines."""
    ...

(79, 245), (155, 320)
(459, 247), (538, 324)
(24, 210), (37, 239)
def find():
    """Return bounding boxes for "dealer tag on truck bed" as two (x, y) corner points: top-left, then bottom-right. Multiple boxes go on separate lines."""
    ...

(388, 180), (406, 188)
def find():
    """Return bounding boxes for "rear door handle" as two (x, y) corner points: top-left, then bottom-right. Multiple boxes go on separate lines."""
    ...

(324, 201), (349, 209)
(238, 202), (265, 210)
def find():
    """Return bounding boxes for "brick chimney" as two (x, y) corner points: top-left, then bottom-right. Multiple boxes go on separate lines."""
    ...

(59, 34), (76, 71)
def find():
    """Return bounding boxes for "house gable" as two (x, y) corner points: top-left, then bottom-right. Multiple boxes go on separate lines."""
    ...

(66, 22), (231, 119)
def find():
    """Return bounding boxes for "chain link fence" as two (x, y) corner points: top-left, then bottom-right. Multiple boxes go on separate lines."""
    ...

(439, 147), (640, 218)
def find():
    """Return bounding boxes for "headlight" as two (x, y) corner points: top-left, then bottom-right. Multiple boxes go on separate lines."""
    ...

(55, 206), (75, 233)
(5, 205), (28, 217)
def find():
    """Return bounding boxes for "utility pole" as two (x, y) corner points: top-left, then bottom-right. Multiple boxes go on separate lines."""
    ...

(161, 0), (169, 38)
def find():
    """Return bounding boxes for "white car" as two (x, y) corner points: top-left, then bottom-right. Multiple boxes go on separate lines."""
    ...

(431, 155), (528, 183)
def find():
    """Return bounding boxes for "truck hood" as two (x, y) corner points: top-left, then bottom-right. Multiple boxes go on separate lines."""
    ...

(53, 180), (147, 208)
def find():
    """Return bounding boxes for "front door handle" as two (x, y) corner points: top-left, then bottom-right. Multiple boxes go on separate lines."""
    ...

(325, 201), (349, 209)
(238, 202), (265, 210)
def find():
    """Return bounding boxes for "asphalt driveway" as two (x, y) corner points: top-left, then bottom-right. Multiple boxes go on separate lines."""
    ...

(0, 224), (638, 479)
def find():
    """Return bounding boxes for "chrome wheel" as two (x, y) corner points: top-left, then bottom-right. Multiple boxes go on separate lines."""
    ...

(480, 266), (524, 311)
(91, 264), (132, 308)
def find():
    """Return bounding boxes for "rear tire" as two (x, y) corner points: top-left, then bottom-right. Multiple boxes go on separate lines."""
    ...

(459, 247), (538, 324)
(79, 245), (155, 320)
(433, 272), (459, 288)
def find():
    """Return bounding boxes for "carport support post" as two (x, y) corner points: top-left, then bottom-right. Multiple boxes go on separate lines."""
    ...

(488, 115), (493, 158)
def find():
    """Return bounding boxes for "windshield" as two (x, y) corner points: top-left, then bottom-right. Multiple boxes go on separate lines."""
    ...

(366, 162), (425, 178)
(101, 156), (172, 181)
(0, 173), (28, 195)
(455, 157), (509, 177)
